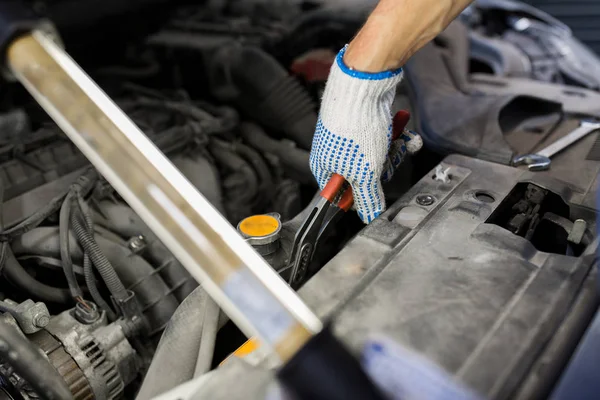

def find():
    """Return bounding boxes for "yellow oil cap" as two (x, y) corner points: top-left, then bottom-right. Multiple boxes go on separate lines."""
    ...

(238, 215), (280, 238)
(237, 214), (282, 255)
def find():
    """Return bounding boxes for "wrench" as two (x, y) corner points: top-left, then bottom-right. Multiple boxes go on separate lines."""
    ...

(513, 120), (600, 171)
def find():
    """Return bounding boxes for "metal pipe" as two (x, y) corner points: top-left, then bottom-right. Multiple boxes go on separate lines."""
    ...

(7, 30), (321, 362)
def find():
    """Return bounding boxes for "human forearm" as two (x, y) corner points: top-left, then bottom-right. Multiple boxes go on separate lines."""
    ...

(344, 0), (474, 72)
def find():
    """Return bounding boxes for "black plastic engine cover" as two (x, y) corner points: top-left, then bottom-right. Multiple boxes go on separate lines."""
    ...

(404, 19), (600, 165)
(300, 154), (599, 400)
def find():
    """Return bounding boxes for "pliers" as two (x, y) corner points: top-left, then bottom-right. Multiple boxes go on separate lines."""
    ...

(287, 110), (412, 286)
(288, 173), (354, 285)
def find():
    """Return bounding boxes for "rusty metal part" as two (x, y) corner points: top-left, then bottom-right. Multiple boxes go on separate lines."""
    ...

(29, 330), (94, 400)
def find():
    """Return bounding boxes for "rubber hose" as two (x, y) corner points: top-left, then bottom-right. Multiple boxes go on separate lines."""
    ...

(59, 192), (82, 299)
(234, 142), (274, 208)
(0, 170), (96, 241)
(0, 191), (66, 242)
(2, 247), (71, 304)
(239, 122), (314, 186)
(12, 228), (179, 335)
(0, 318), (72, 400)
(136, 286), (229, 400)
(209, 140), (259, 205)
(207, 44), (317, 150)
(77, 196), (117, 319)
(71, 212), (129, 301)
(94, 201), (197, 303)
(276, 7), (365, 66)
(172, 155), (226, 217)
(209, 140), (260, 222)
(83, 252), (116, 320)
(76, 194), (94, 230)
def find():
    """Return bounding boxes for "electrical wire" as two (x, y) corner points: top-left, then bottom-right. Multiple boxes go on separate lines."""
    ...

(71, 208), (129, 302)
(76, 192), (117, 320)
(59, 191), (83, 299)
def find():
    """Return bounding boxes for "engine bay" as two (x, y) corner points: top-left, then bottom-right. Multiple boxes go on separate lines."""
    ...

(0, 1), (599, 399)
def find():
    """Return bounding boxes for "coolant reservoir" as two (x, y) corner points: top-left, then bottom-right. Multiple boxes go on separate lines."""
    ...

(237, 214), (282, 256)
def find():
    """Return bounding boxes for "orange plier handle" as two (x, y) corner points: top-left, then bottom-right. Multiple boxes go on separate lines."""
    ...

(321, 174), (354, 211)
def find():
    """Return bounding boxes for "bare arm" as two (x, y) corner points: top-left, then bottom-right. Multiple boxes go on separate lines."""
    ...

(344, 0), (474, 72)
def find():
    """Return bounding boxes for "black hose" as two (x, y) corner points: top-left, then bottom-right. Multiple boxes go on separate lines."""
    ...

(12, 228), (179, 336)
(0, 318), (72, 400)
(76, 195), (116, 319)
(0, 191), (66, 242)
(240, 122), (315, 186)
(234, 142), (274, 209)
(3, 247), (71, 304)
(209, 139), (260, 222)
(82, 252), (116, 320)
(209, 139), (259, 204)
(0, 175), (71, 305)
(0, 170), (96, 242)
(206, 44), (317, 149)
(59, 192), (82, 299)
(171, 155), (226, 217)
(71, 212), (129, 302)
(76, 194), (94, 231)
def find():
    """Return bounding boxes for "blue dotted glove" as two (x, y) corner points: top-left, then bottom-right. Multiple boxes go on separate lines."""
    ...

(310, 47), (422, 224)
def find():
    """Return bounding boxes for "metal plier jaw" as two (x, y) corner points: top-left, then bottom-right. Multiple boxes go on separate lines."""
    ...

(287, 174), (354, 286)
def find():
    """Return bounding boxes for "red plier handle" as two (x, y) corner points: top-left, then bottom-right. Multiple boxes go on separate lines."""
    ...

(321, 174), (354, 211)
(288, 111), (412, 285)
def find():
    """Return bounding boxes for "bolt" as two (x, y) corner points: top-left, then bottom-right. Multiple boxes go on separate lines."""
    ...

(32, 314), (49, 328)
(416, 195), (435, 206)
(128, 235), (146, 252)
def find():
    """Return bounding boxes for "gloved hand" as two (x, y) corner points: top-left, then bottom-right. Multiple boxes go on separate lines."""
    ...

(310, 47), (422, 224)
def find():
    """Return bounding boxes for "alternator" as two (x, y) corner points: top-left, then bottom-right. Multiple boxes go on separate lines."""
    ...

(28, 308), (138, 400)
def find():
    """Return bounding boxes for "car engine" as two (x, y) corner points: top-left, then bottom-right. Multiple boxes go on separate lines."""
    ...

(0, 1), (362, 399)
(0, 1), (598, 400)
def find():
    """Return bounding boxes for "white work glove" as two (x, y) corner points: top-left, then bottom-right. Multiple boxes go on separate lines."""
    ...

(310, 46), (423, 224)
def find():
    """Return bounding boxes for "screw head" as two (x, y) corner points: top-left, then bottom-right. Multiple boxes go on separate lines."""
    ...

(128, 235), (147, 252)
(33, 314), (50, 328)
(416, 195), (435, 206)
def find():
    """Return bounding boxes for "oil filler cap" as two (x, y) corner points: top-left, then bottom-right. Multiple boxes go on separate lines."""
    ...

(237, 213), (281, 255)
